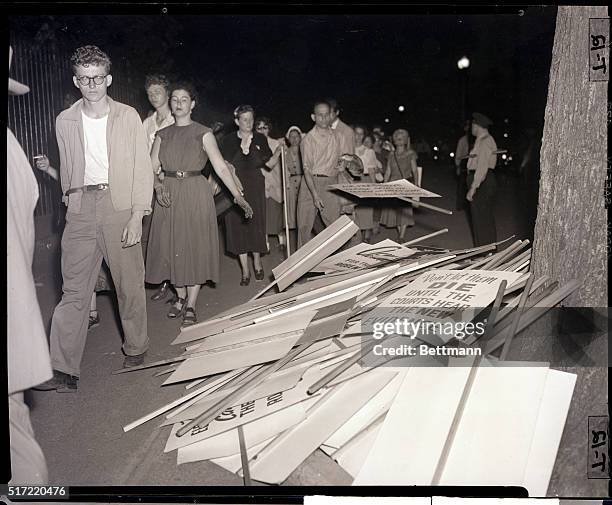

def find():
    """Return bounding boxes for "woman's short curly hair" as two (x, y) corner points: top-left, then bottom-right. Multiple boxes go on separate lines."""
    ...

(169, 81), (199, 106)
(70, 45), (112, 74)
(234, 104), (255, 119)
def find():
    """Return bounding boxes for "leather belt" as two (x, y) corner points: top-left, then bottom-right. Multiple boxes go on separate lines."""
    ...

(65, 183), (109, 196)
(164, 170), (202, 179)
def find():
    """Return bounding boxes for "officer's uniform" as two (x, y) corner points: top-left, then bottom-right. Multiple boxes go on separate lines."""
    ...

(467, 113), (498, 247)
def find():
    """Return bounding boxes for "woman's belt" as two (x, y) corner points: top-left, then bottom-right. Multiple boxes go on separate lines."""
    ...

(164, 170), (203, 179)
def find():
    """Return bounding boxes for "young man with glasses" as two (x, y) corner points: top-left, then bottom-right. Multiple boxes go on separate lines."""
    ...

(35, 45), (153, 392)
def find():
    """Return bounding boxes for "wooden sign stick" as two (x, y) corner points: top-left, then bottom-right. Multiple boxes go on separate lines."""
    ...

(483, 240), (529, 270)
(401, 228), (449, 246)
(500, 273), (534, 361)
(176, 343), (312, 437)
(398, 197), (453, 215)
(280, 146), (291, 258)
(238, 425), (252, 486)
(492, 280), (558, 339)
(431, 280), (508, 484)
(122, 367), (249, 432)
(501, 248), (532, 272)
(485, 280), (580, 356)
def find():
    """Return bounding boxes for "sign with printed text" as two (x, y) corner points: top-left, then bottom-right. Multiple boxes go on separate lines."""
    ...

(589, 18), (609, 82)
(164, 367), (324, 452)
(363, 269), (523, 345)
(312, 239), (417, 274)
(330, 179), (440, 200)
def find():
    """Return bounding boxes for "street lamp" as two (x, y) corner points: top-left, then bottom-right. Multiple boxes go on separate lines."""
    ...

(398, 105), (405, 112)
(457, 56), (470, 70)
(457, 56), (470, 122)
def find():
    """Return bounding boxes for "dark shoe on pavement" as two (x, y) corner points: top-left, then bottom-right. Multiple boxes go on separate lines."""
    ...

(254, 269), (265, 281)
(240, 275), (251, 286)
(123, 352), (146, 368)
(167, 297), (187, 319)
(58, 374), (78, 393)
(32, 370), (78, 392)
(182, 307), (197, 327)
(151, 281), (170, 301)
(88, 312), (100, 330)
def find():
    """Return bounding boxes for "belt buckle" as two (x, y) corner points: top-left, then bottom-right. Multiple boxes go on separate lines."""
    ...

(176, 171), (185, 179)
(97, 183), (107, 191)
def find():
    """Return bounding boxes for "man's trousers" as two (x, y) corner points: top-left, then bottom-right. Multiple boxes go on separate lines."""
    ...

(467, 171), (498, 248)
(50, 190), (149, 377)
(297, 174), (341, 248)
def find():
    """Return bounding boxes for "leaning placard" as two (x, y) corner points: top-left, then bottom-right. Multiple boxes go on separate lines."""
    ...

(330, 179), (441, 199)
(271, 214), (359, 291)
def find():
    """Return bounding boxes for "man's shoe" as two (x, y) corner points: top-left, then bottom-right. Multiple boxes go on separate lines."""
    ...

(58, 374), (78, 393)
(32, 370), (78, 392)
(123, 352), (146, 368)
(88, 312), (100, 330)
(151, 281), (170, 301)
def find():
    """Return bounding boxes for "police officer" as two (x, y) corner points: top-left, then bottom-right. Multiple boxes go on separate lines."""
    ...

(466, 112), (498, 247)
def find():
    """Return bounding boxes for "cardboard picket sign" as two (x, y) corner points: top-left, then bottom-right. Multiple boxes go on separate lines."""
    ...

(164, 361), (314, 425)
(312, 239), (418, 274)
(208, 437), (275, 474)
(248, 369), (398, 484)
(272, 214), (359, 292)
(330, 179), (440, 199)
(367, 269), (523, 345)
(163, 331), (304, 385)
(176, 394), (322, 462)
(164, 366), (326, 452)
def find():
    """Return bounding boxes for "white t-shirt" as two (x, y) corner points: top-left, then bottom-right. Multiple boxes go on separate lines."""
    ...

(82, 111), (109, 185)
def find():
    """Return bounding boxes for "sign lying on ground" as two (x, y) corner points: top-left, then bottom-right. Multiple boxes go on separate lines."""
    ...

(312, 239), (418, 274)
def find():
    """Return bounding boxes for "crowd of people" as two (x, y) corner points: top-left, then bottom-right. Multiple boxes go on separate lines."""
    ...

(29, 44), (501, 387)
(8, 43), (502, 486)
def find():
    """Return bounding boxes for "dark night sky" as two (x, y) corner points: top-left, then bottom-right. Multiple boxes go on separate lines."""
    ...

(10, 8), (557, 143)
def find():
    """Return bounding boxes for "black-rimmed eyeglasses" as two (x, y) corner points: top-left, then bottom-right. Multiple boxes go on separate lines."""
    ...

(75, 75), (108, 86)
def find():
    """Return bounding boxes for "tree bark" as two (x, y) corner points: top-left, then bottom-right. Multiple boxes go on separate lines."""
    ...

(532, 6), (608, 307)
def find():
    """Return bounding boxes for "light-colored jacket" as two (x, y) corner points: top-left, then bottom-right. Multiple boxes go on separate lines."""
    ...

(56, 96), (153, 214)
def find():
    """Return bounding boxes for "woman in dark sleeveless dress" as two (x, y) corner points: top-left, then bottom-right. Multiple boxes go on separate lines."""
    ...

(146, 83), (252, 326)
(220, 105), (283, 285)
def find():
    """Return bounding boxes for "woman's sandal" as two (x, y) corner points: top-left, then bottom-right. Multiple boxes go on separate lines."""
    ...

(167, 297), (187, 319)
(182, 307), (197, 327)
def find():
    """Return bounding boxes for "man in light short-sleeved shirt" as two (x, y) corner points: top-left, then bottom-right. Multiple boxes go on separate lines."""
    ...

(297, 100), (343, 247)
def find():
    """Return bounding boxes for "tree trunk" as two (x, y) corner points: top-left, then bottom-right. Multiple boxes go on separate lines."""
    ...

(532, 6), (608, 307)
